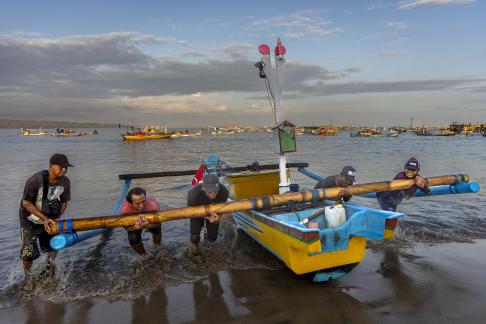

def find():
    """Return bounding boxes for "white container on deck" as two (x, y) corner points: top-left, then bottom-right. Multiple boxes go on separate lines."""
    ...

(324, 205), (346, 228)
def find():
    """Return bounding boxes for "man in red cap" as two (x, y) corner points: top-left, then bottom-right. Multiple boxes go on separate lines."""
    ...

(19, 153), (72, 290)
(377, 157), (431, 212)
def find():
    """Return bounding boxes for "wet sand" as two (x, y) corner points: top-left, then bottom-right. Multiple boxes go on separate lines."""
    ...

(1, 239), (485, 324)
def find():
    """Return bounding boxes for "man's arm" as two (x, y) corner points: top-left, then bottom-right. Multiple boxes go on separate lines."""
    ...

(22, 200), (55, 231)
(60, 201), (68, 215)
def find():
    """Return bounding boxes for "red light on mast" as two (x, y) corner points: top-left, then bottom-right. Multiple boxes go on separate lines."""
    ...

(258, 44), (270, 55)
(275, 44), (286, 57)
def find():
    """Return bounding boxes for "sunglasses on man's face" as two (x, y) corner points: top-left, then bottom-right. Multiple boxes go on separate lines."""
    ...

(405, 168), (417, 172)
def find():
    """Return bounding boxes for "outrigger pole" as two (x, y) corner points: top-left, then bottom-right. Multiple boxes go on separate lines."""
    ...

(297, 166), (480, 199)
(46, 174), (470, 235)
(49, 162), (309, 250)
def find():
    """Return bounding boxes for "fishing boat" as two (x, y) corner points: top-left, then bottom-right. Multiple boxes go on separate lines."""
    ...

(350, 129), (374, 137)
(123, 133), (172, 140)
(18, 128), (47, 136)
(414, 127), (429, 136)
(318, 127), (338, 136)
(122, 125), (172, 140)
(48, 39), (480, 283)
(381, 129), (399, 137)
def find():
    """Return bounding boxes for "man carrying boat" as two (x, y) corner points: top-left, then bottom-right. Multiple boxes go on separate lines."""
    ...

(121, 187), (161, 255)
(314, 166), (356, 203)
(187, 174), (229, 255)
(376, 157), (432, 212)
(19, 153), (72, 290)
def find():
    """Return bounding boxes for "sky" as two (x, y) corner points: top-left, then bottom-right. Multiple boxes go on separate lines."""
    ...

(1, 0), (485, 127)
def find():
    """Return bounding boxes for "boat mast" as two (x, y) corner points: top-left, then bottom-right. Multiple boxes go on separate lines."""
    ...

(258, 38), (290, 193)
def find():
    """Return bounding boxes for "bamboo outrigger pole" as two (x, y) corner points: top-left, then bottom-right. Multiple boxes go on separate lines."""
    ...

(47, 174), (469, 235)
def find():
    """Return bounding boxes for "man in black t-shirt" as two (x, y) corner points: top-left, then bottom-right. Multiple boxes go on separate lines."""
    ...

(187, 174), (229, 255)
(314, 166), (356, 203)
(19, 153), (72, 289)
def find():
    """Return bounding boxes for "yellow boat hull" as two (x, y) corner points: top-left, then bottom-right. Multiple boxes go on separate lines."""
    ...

(123, 134), (172, 140)
(226, 170), (398, 276)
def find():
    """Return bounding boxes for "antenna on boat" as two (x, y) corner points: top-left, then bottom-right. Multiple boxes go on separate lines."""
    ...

(256, 38), (291, 194)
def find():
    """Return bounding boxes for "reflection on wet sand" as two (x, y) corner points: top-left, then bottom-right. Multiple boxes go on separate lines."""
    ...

(192, 273), (231, 323)
(132, 289), (168, 323)
(378, 246), (428, 306)
(227, 269), (370, 323)
(26, 301), (65, 324)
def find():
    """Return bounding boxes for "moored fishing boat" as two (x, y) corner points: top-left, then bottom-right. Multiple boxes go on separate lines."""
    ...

(122, 125), (172, 140)
(122, 133), (172, 140)
(18, 128), (47, 136)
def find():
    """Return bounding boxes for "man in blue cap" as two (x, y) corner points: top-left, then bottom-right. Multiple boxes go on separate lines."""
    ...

(377, 157), (431, 212)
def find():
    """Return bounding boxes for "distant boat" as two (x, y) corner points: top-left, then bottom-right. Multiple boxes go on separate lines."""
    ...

(433, 129), (455, 136)
(414, 128), (429, 136)
(381, 130), (399, 137)
(122, 125), (172, 141)
(18, 128), (47, 136)
(51, 128), (90, 137)
(123, 133), (172, 140)
(318, 127), (338, 136)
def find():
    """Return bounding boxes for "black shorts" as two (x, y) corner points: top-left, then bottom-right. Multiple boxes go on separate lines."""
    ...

(127, 225), (161, 245)
(190, 218), (219, 241)
(20, 222), (55, 261)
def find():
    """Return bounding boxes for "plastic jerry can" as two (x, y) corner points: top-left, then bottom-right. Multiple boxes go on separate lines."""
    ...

(324, 204), (346, 228)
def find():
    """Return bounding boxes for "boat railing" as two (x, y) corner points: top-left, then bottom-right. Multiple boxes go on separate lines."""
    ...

(118, 162), (309, 180)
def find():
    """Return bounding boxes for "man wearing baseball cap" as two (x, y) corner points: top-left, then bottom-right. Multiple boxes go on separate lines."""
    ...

(377, 157), (431, 212)
(314, 166), (356, 203)
(187, 173), (229, 256)
(18, 153), (72, 290)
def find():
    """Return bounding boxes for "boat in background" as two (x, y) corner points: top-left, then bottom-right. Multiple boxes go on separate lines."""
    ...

(18, 128), (47, 136)
(382, 129), (399, 137)
(122, 125), (172, 140)
(171, 130), (202, 138)
(317, 126), (338, 136)
(414, 127), (429, 136)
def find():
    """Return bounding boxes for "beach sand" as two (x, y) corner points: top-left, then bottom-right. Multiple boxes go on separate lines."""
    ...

(1, 240), (485, 323)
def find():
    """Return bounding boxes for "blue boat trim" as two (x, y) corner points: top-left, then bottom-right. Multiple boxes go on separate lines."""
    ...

(233, 212), (263, 233)
(313, 270), (347, 282)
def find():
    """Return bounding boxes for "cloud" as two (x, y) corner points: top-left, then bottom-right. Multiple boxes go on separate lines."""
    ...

(1, 32), (484, 126)
(249, 10), (344, 38)
(377, 51), (402, 56)
(180, 43), (255, 61)
(385, 21), (409, 30)
(360, 31), (396, 41)
(399, 0), (475, 10)
(291, 77), (486, 97)
(244, 102), (271, 114)
(120, 93), (228, 113)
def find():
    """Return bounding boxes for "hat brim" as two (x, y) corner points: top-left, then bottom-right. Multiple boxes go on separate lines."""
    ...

(203, 184), (219, 193)
(344, 176), (355, 184)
